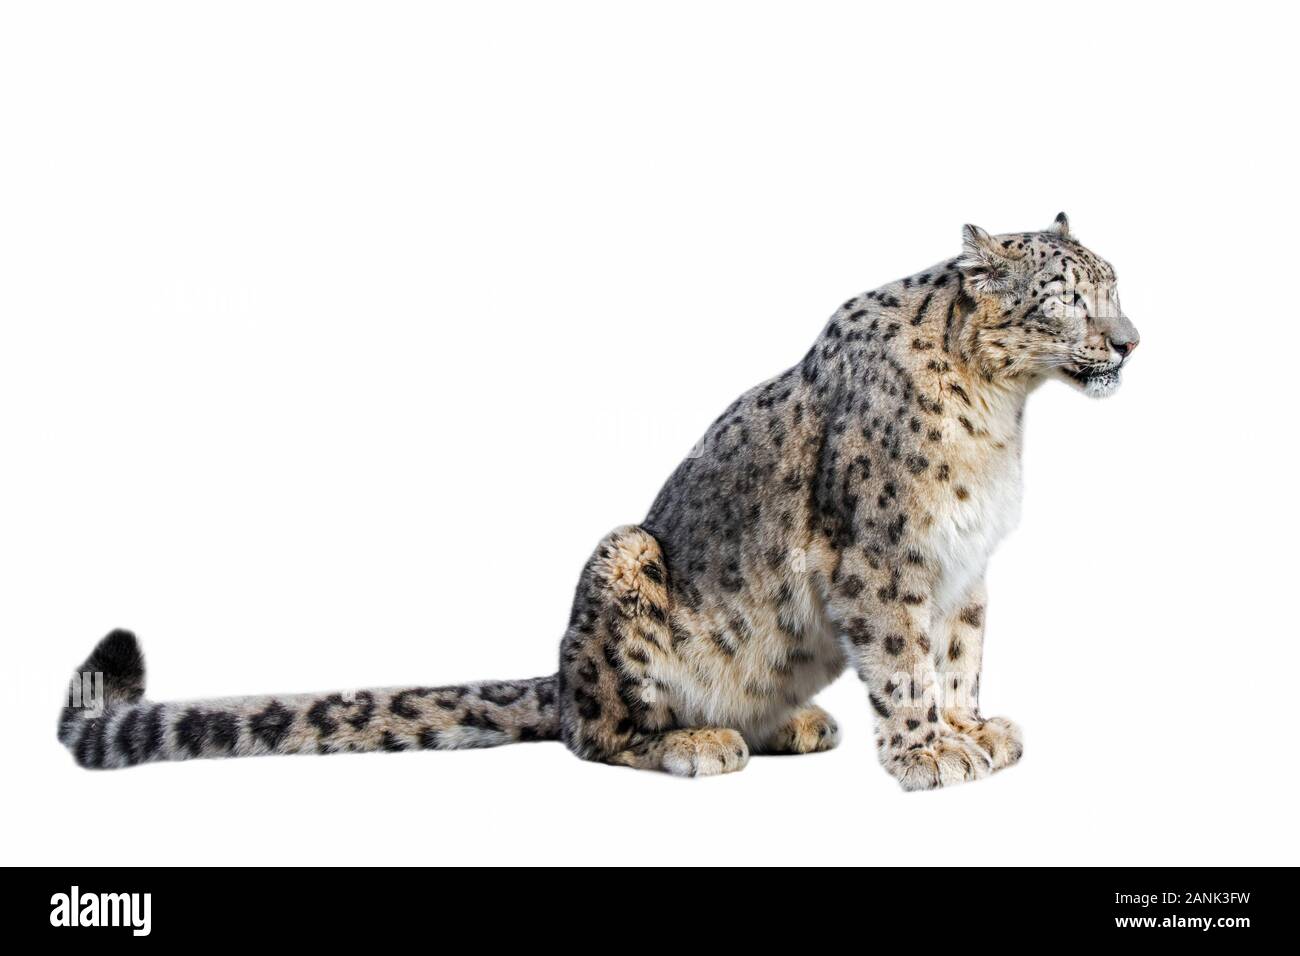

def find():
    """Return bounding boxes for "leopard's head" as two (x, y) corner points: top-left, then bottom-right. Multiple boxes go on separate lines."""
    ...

(957, 213), (1139, 398)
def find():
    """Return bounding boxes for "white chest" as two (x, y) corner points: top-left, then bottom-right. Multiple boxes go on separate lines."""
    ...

(923, 447), (1023, 616)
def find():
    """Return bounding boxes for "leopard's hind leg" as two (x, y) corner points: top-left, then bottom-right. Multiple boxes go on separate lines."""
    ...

(557, 525), (749, 777)
(612, 728), (749, 776)
(756, 703), (840, 755)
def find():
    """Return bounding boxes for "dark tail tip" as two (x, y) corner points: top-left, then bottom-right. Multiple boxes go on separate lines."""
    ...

(59, 630), (148, 764)
(79, 629), (146, 703)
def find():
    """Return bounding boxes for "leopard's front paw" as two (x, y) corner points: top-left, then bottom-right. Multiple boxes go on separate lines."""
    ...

(945, 712), (1023, 771)
(882, 731), (993, 791)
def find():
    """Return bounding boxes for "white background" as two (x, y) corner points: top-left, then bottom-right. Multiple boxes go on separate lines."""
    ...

(3, 1), (1297, 866)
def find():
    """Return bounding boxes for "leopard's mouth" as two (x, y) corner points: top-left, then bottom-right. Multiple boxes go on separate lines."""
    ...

(1060, 363), (1122, 397)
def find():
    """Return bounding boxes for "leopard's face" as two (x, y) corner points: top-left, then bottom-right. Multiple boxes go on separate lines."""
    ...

(959, 213), (1139, 398)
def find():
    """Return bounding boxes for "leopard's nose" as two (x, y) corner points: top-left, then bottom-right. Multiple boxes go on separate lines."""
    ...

(1110, 337), (1137, 359)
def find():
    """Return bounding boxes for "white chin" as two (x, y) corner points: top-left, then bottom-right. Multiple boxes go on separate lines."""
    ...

(1082, 371), (1121, 398)
(1060, 366), (1122, 398)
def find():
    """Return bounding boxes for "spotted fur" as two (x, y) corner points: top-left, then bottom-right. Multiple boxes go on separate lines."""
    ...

(59, 215), (1137, 789)
(58, 631), (557, 767)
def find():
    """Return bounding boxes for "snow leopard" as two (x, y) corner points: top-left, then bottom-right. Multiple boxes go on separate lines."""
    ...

(59, 213), (1139, 790)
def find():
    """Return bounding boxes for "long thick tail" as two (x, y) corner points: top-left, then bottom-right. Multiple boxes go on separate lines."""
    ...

(58, 630), (559, 770)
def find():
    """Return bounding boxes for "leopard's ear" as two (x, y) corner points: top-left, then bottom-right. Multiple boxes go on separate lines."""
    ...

(960, 223), (996, 259)
(1049, 211), (1070, 237)
(958, 223), (1016, 293)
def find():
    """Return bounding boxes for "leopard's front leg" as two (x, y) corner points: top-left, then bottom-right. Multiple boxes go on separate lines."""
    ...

(828, 567), (992, 791)
(932, 579), (1023, 772)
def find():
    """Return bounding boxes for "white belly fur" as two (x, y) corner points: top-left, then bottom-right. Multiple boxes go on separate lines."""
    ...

(924, 449), (1022, 617)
